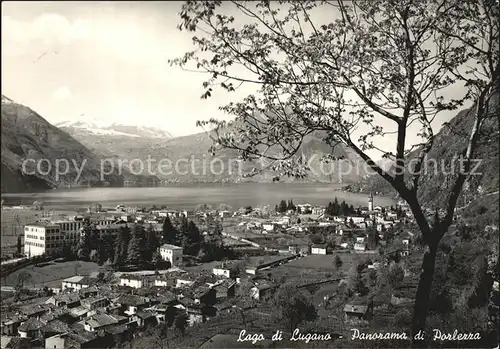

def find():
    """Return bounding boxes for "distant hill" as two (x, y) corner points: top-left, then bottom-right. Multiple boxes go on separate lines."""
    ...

(1, 95), (159, 193)
(346, 81), (499, 210)
(55, 119), (173, 157)
(60, 120), (372, 184)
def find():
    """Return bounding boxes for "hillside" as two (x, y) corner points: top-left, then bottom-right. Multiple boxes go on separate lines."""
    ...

(346, 83), (499, 210)
(55, 120), (173, 157)
(1, 95), (158, 193)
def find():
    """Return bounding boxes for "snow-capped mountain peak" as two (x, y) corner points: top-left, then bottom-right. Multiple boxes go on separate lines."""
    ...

(55, 118), (173, 139)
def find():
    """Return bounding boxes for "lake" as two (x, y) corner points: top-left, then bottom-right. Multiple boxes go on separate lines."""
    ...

(1, 183), (396, 210)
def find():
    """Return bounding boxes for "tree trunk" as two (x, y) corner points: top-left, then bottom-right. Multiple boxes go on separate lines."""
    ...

(411, 243), (438, 347)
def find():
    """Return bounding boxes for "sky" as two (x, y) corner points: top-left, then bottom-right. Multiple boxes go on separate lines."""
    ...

(2, 1), (249, 136)
(2, 1), (469, 161)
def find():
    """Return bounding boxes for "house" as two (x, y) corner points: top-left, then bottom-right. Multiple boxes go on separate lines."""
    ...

(193, 287), (216, 306)
(219, 211), (232, 218)
(116, 295), (150, 316)
(354, 243), (366, 252)
(19, 304), (49, 319)
(176, 301), (204, 326)
(45, 333), (68, 349)
(296, 204), (313, 214)
(1, 318), (22, 336)
(119, 276), (152, 289)
(311, 244), (328, 255)
(262, 223), (275, 232)
(312, 207), (326, 216)
(40, 319), (70, 339)
(18, 318), (44, 338)
(67, 306), (91, 321)
(130, 311), (157, 328)
(79, 286), (99, 299)
(83, 314), (126, 332)
(46, 293), (81, 308)
(159, 244), (183, 267)
(212, 280), (236, 300)
(1, 336), (30, 349)
(250, 283), (279, 301)
(81, 297), (109, 310)
(343, 304), (373, 324)
(120, 215), (133, 222)
(349, 216), (366, 224)
(176, 276), (195, 288)
(61, 275), (95, 291)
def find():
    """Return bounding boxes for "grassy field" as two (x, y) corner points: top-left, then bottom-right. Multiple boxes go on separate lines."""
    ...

(285, 253), (359, 273)
(1, 260), (101, 288)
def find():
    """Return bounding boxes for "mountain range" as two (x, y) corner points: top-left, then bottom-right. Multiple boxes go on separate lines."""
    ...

(1, 95), (159, 193)
(4, 89), (496, 197)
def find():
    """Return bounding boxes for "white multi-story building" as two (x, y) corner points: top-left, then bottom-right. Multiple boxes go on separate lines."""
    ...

(119, 276), (151, 289)
(159, 244), (183, 267)
(24, 222), (62, 257)
(51, 220), (83, 243)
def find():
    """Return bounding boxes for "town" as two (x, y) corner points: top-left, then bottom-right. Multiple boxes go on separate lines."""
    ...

(0, 195), (439, 348)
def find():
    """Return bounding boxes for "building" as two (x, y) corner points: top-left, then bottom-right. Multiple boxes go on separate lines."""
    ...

(343, 304), (372, 324)
(213, 263), (239, 279)
(262, 223), (275, 232)
(90, 223), (126, 238)
(61, 276), (95, 291)
(250, 283), (279, 301)
(354, 243), (366, 252)
(119, 276), (152, 289)
(18, 318), (44, 338)
(311, 244), (328, 255)
(368, 193), (374, 212)
(159, 244), (183, 267)
(24, 222), (62, 257)
(219, 210), (232, 218)
(296, 204), (313, 214)
(312, 207), (326, 216)
(51, 219), (83, 242)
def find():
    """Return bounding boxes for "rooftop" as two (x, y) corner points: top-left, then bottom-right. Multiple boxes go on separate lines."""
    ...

(343, 304), (369, 314)
(160, 244), (183, 250)
(18, 317), (44, 332)
(25, 221), (60, 228)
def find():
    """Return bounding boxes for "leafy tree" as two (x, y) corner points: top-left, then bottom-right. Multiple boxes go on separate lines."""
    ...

(334, 255), (343, 270)
(73, 262), (82, 276)
(180, 221), (202, 256)
(367, 227), (380, 250)
(89, 249), (99, 263)
(16, 271), (32, 289)
(162, 216), (177, 245)
(387, 263), (405, 289)
(114, 225), (131, 267)
(77, 222), (93, 261)
(274, 285), (317, 332)
(16, 235), (22, 256)
(287, 199), (296, 211)
(32, 201), (43, 211)
(173, 0), (499, 336)
(278, 200), (287, 213)
(128, 225), (147, 266)
(94, 203), (102, 212)
(152, 251), (163, 268)
(174, 312), (189, 336)
(145, 224), (160, 262)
